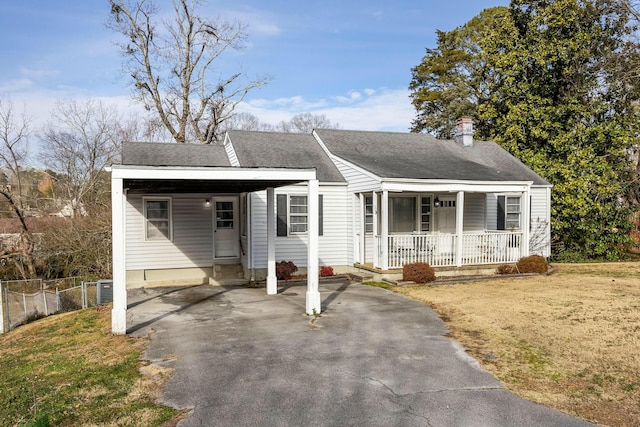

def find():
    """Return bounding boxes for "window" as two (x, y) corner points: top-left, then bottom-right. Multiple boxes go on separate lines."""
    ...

(420, 196), (431, 232)
(144, 197), (172, 240)
(506, 196), (521, 230)
(497, 195), (521, 230)
(365, 196), (373, 233)
(289, 195), (308, 233)
(216, 201), (234, 229)
(389, 197), (416, 233)
(276, 194), (323, 236)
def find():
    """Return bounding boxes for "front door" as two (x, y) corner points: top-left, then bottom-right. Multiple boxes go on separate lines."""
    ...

(213, 197), (239, 258)
(436, 199), (456, 234)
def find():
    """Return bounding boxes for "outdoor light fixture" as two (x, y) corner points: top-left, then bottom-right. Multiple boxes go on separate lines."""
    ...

(205, 199), (211, 207)
(434, 197), (440, 207)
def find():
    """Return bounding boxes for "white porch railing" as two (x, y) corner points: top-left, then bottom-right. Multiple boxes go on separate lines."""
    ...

(382, 231), (522, 269)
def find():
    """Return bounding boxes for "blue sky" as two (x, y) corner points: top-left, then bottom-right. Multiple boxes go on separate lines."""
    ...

(0, 0), (508, 133)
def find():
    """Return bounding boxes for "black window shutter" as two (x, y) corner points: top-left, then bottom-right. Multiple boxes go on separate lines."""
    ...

(277, 194), (287, 236)
(497, 195), (505, 230)
(318, 195), (323, 236)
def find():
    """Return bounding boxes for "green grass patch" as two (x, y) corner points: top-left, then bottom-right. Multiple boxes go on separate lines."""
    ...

(0, 308), (180, 427)
(362, 281), (396, 290)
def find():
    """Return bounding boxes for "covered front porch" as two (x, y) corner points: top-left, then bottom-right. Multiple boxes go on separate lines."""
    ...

(355, 181), (532, 270)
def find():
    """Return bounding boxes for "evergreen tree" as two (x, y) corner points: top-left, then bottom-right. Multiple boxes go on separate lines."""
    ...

(410, 1), (640, 259)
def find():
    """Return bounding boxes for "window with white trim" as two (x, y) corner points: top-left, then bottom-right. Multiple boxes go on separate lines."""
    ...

(289, 195), (308, 233)
(506, 196), (521, 230)
(497, 195), (521, 230)
(365, 196), (374, 233)
(389, 196), (416, 233)
(276, 194), (324, 236)
(420, 196), (431, 231)
(144, 197), (172, 240)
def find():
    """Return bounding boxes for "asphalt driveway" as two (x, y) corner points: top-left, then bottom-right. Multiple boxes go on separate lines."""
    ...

(127, 280), (594, 427)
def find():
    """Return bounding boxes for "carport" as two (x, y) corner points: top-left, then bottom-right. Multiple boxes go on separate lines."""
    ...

(109, 164), (321, 334)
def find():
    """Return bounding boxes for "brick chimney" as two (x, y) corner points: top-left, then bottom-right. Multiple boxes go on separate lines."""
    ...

(454, 117), (474, 147)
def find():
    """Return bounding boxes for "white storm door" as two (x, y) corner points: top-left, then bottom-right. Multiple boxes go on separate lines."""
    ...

(437, 199), (457, 234)
(213, 197), (239, 258)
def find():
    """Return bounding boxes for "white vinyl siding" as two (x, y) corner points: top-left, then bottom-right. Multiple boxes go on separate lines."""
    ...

(530, 186), (551, 257)
(462, 193), (485, 231)
(224, 138), (240, 166)
(330, 156), (380, 193)
(126, 193), (214, 270)
(250, 185), (350, 268)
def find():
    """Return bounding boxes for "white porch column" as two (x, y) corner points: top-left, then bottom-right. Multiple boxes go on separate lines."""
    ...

(381, 190), (389, 270)
(455, 191), (465, 267)
(358, 193), (365, 264)
(522, 186), (531, 258)
(306, 179), (321, 315)
(266, 187), (277, 295)
(372, 191), (379, 268)
(111, 177), (127, 334)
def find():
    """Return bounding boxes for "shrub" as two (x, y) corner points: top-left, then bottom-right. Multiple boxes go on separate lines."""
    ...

(320, 266), (334, 277)
(403, 262), (436, 283)
(497, 264), (517, 275)
(516, 255), (549, 274)
(275, 261), (298, 280)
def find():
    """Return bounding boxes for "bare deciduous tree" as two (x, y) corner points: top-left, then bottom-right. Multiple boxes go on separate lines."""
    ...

(108, 0), (269, 144)
(40, 99), (121, 217)
(221, 112), (274, 132)
(0, 99), (36, 279)
(223, 112), (340, 134)
(275, 113), (340, 133)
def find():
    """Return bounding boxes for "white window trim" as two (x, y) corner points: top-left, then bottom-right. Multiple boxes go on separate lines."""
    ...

(365, 195), (374, 234)
(143, 196), (173, 241)
(506, 195), (522, 231)
(498, 193), (522, 231)
(388, 193), (434, 234)
(288, 194), (308, 235)
(420, 195), (432, 232)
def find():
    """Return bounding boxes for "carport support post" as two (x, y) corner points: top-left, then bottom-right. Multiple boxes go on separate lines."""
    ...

(455, 191), (465, 267)
(306, 179), (321, 315)
(111, 177), (127, 334)
(266, 187), (277, 295)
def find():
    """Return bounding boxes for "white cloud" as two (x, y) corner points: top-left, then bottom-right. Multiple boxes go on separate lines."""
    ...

(20, 67), (59, 80)
(239, 88), (414, 132)
(0, 79), (34, 93)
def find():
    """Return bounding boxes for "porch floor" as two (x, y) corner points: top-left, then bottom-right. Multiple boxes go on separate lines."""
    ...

(354, 262), (504, 282)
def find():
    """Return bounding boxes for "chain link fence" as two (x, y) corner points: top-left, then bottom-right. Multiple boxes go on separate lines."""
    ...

(0, 278), (104, 333)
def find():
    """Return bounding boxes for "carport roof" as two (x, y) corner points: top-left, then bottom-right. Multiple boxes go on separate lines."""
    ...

(121, 141), (232, 167)
(115, 141), (319, 193)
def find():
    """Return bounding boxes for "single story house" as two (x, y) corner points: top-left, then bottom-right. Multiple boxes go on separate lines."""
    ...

(109, 119), (551, 333)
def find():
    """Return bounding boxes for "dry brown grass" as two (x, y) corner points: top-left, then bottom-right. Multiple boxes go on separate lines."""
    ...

(394, 262), (640, 427)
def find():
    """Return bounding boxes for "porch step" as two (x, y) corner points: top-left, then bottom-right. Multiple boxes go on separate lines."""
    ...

(213, 263), (244, 280)
(350, 272), (374, 283)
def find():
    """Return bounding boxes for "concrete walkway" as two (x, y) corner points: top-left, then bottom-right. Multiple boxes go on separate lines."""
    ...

(127, 281), (594, 427)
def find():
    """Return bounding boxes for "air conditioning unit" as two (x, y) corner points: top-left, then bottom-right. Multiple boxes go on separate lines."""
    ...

(97, 280), (113, 304)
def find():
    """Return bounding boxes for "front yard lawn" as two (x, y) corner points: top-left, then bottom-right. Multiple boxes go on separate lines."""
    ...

(0, 307), (182, 427)
(389, 262), (640, 426)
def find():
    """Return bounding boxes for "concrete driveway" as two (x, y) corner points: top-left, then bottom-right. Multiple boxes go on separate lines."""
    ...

(127, 280), (594, 427)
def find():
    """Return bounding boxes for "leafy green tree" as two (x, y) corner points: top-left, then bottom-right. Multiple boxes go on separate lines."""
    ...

(410, 1), (640, 259)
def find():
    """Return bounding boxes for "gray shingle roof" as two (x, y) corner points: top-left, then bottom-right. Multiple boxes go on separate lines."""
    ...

(227, 130), (346, 183)
(314, 129), (550, 185)
(121, 141), (231, 167)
